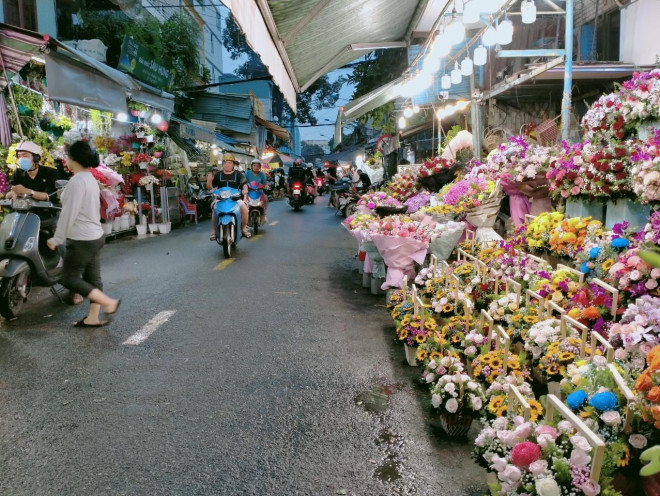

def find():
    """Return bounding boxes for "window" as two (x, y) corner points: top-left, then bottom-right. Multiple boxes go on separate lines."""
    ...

(4, 0), (38, 31)
(216, 11), (222, 31)
(211, 36), (215, 55)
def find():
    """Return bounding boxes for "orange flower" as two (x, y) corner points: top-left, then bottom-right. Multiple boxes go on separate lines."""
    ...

(636, 370), (653, 392)
(648, 346), (660, 367)
(582, 307), (600, 320)
(647, 386), (660, 403)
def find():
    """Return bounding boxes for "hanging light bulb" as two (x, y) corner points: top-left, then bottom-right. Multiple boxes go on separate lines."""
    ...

(403, 107), (413, 118)
(497, 17), (513, 46)
(451, 61), (462, 85)
(441, 72), (451, 90)
(398, 116), (406, 129)
(150, 113), (163, 124)
(462, 0), (480, 24)
(474, 44), (487, 66)
(521, 0), (537, 24)
(446, 12), (466, 46)
(432, 31), (451, 58)
(117, 112), (128, 122)
(460, 55), (473, 76)
(482, 24), (498, 47)
(413, 105), (420, 113)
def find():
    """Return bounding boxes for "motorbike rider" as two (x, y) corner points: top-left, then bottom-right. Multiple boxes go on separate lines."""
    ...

(287, 158), (307, 196)
(357, 169), (372, 189)
(245, 158), (269, 221)
(209, 153), (250, 240)
(305, 162), (318, 197)
(7, 140), (58, 202)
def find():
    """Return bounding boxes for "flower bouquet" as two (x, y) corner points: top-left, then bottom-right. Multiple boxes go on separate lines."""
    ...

(546, 141), (588, 200)
(396, 313), (437, 348)
(132, 122), (152, 137)
(420, 204), (461, 223)
(581, 93), (626, 143)
(138, 175), (160, 187)
(580, 140), (637, 200)
(462, 180), (504, 242)
(417, 156), (459, 192)
(430, 370), (486, 437)
(385, 173), (418, 203)
(608, 247), (660, 299)
(619, 69), (660, 135)
(103, 153), (121, 167)
(524, 318), (563, 362)
(530, 269), (581, 309)
(483, 375), (543, 422)
(403, 193), (431, 214)
(357, 192), (403, 213)
(634, 346), (660, 431)
(471, 349), (529, 385)
(525, 212), (565, 252)
(609, 296), (660, 374)
(422, 354), (463, 385)
(547, 216), (603, 259)
(631, 129), (660, 203)
(576, 230), (630, 280)
(133, 152), (152, 168)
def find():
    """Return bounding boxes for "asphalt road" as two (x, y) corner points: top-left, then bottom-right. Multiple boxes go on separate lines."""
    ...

(0, 197), (485, 496)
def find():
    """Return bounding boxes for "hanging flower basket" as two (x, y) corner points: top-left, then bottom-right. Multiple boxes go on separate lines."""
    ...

(153, 151), (163, 158)
(439, 412), (474, 438)
(130, 109), (140, 117)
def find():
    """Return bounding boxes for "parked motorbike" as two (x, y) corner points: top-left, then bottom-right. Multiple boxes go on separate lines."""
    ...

(246, 181), (267, 235)
(212, 186), (243, 258)
(288, 180), (305, 211)
(191, 186), (214, 220)
(0, 191), (64, 319)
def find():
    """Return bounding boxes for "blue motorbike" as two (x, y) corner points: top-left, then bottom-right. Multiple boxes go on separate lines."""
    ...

(212, 186), (243, 258)
(246, 181), (267, 235)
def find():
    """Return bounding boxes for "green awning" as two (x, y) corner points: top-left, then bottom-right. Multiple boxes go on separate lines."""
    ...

(0, 23), (48, 88)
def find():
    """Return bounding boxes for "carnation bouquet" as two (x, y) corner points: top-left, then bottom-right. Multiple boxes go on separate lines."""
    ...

(546, 141), (588, 199)
(430, 370), (486, 419)
(631, 129), (660, 203)
(417, 156), (459, 192)
(438, 176), (497, 213)
(385, 173), (418, 202)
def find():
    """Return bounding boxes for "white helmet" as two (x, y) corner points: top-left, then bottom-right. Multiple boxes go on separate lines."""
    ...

(250, 158), (261, 166)
(15, 140), (42, 157)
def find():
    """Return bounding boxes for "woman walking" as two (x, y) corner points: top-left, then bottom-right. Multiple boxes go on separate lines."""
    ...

(47, 141), (120, 327)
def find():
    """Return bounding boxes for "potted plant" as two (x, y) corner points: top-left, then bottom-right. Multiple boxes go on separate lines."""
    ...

(127, 100), (148, 117)
(132, 152), (152, 170)
(152, 143), (164, 158)
(131, 122), (151, 139)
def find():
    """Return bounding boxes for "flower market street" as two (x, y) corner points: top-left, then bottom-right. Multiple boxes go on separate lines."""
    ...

(0, 199), (484, 496)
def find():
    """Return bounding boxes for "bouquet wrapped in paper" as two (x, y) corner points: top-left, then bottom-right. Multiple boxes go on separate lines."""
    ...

(462, 181), (503, 242)
(429, 221), (465, 261)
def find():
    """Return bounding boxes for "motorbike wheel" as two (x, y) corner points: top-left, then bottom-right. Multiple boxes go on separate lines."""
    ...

(0, 271), (29, 320)
(222, 224), (233, 258)
(343, 202), (359, 218)
(251, 211), (259, 235)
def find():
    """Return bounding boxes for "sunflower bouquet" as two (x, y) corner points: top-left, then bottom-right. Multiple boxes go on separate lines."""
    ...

(396, 313), (438, 348)
(438, 314), (475, 349)
(430, 287), (474, 319)
(470, 279), (505, 311)
(501, 307), (542, 345)
(416, 329), (458, 367)
(547, 216), (604, 259)
(386, 289), (408, 310)
(420, 203), (461, 219)
(537, 336), (590, 383)
(483, 375), (543, 422)
(450, 261), (480, 286)
(471, 349), (529, 385)
(525, 211), (564, 252)
(390, 300), (414, 323)
(529, 268), (581, 308)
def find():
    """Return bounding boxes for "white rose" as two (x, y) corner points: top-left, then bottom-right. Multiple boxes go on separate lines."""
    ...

(557, 420), (573, 434)
(535, 477), (561, 496)
(492, 417), (508, 430)
(571, 435), (592, 453)
(444, 383), (456, 394)
(629, 434), (648, 449)
(431, 394), (441, 409)
(600, 411), (621, 426)
(472, 396), (482, 410)
(445, 398), (459, 413)
(467, 381), (477, 391)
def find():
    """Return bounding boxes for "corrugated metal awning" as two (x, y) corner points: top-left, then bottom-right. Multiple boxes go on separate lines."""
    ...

(255, 115), (290, 142)
(191, 92), (254, 135)
(222, 0), (431, 112)
(0, 23), (48, 88)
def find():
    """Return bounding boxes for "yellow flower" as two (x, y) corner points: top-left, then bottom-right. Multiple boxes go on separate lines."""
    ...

(616, 445), (630, 467)
(488, 395), (504, 413)
(602, 259), (614, 271)
(567, 308), (581, 320)
(442, 304), (454, 313)
(511, 314), (523, 323)
(398, 328), (409, 340)
(559, 351), (575, 362)
(429, 351), (443, 361)
(496, 404), (508, 416)
(490, 357), (503, 370)
(415, 333), (427, 344)
(416, 348), (429, 361)
(527, 399), (543, 422)
(523, 315), (539, 324)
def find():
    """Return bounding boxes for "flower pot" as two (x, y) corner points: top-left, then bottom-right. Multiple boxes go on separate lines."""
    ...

(135, 224), (147, 235)
(439, 412), (474, 438)
(130, 109), (140, 117)
(565, 198), (605, 221)
(371, 275), (386, 296)
(362, 270), (372, 289)
(605, 199), (650, 231)
(403, 344), (418, 367)
(101, 223), (113, 235)
(132, 142), (140, 150)
(148, 223), (159, 234)
(153, 151), (163, 158)
(112, 217), (121, 232)
(136, 132), (145, 139)
(138, 162), (148, 170)
(145, 135), (154, 143)
(158, 222), (171, 234)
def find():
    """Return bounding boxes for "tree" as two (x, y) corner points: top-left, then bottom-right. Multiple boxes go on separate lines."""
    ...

(301, 142), (325, 158)
(345, 49), (408, 135)
(223, 15), (345, 125)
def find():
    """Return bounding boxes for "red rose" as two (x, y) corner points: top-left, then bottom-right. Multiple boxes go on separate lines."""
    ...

(567, 171), (577, 180)
(615, 147), (626, 157)
(606, 100), (614, 108)
(615, 172), (627, 180)
(593, 295), (606, 306)
(613, 161), (624, 171)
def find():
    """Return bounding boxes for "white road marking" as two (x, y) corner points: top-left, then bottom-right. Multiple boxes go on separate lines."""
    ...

(269, 220), (278, 226)
(123, 310), (176, 346)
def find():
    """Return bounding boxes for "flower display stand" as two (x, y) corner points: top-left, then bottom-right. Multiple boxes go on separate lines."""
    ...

(148, 223), (159, 234)
(439, 412), (474, 438)
(135, 224), (147, 235)
(565, 199), (605, 222)
(403, 344), (418, 367)
(605, 199), (650, 231)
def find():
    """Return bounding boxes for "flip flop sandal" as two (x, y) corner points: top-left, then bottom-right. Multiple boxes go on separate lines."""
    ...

(209, 233), (217, 241)
(73, 318), (108, 328)
(105, 299), (121, 316)
(242, 229), (252, 239)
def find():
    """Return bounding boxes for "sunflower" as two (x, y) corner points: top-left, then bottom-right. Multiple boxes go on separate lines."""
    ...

(507, 359), (520, 370)
(616, 445), (631, 467)
(479, 354), (493, 365)
(398, 328), (409, 340)
(424, 319), (437, 331)
(489, 357), (503, 370)
(401, 315), (412, 326)
(546, 363), (561, 376)
(496, 404), (508, 417)
(429, 351), (443, 361)
(488, 395), (504, 413)
(523, 315), (539, 324)
(410, 320), (420, 329)
(472, 365), (483, 378)
(415, 333), (427, 344)
(558, 351), (575, 362)
(416, 348), (429, 362)
(527, 399), (543, 422)
(442, 304), (454, 313)
(602, 258), (615, 271)
(511, 313), (523, 323)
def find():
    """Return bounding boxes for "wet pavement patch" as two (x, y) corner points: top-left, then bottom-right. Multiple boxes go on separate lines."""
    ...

(374, 428), (404, 482)
(353, 384), (397, 413)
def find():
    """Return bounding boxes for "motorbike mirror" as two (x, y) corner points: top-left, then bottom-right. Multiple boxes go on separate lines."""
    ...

(55, 180), (68, 189)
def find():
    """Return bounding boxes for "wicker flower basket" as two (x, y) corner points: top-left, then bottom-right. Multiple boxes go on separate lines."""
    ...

(439, 412), (474, 438)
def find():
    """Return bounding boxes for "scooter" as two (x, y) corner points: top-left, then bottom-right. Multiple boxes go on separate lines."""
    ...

(305, 179), (317, 205)
(0, 192), (65, 319)
(288, 180), (305, 211)
(212, 185), (243, 258)
(314, 175), (326, 195)
(191, 184), (213, 220)
(246, 181), (267, 235)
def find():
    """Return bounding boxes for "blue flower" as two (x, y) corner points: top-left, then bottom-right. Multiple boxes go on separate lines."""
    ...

(589, 246), (602, 259)
(567, 390), (588, 410)
(588, 391), (618, 412)
(580, 262), (591, 274)
(611, 238), (630, 249)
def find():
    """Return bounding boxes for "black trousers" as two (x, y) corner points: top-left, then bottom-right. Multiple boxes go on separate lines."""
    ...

(61, 236), (105, 297)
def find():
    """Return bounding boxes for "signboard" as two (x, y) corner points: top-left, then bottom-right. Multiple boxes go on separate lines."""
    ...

(117, 35), (173, 90)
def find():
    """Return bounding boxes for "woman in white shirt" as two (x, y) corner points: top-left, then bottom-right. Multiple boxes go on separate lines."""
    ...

(47, 141), (120, 327)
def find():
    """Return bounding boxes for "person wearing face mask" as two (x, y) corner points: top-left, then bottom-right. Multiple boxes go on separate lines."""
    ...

(6, 141), (58, 202)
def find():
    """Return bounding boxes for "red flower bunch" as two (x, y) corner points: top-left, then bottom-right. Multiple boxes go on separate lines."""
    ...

(89, 167), (109, 185)
(418, 156), (453, 178)
(510, 441), (541, 469)
(581, 140), (639, 199)
(132, 153), (152, 165)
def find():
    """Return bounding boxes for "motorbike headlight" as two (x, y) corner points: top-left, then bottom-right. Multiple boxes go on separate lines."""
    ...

(12, 199), (30, 210)
(220, 190), (231, 199)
